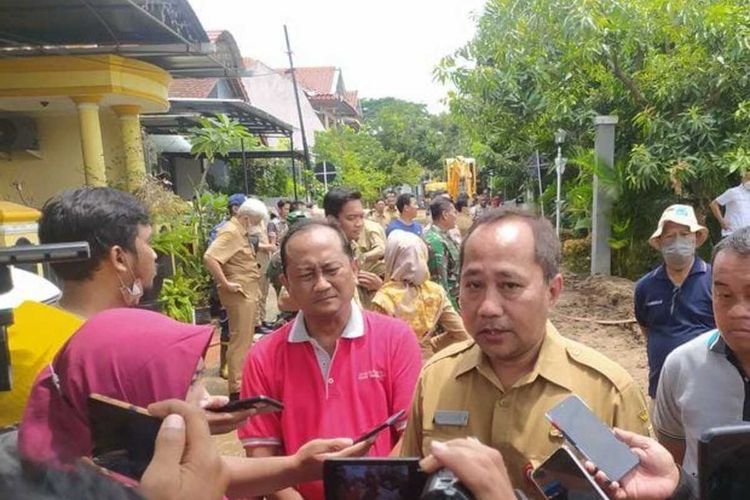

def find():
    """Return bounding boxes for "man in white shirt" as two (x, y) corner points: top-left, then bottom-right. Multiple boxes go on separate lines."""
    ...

(710, 171), (750, 236)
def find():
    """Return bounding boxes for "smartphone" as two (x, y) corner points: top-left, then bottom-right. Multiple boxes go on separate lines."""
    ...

(87, 394), (162, 480)
(531, 446), (608, 500)
(699, 424), (750, 500)
(353, 409), (405, 444)
(206, 395), (284, 414)
(323, 458), (427, 500)
(546, 395), (638, 482)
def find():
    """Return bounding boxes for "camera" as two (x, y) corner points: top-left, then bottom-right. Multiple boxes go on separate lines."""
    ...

(422, 468), (473, 499)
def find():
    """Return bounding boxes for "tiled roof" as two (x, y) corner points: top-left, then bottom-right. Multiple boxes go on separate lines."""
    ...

(280, 66), (337, 95)
(169, 78), (218, 98)
(344, 90), (359, 110)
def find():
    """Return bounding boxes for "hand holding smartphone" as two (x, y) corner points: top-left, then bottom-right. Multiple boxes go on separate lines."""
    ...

(206, 395), (283, 414)
(546, 395), (639, 482)
(531, 446), (608, 500)
(353, 409), (405, 444)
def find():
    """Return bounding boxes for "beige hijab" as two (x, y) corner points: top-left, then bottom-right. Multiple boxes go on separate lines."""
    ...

(384, 230), (429, 285)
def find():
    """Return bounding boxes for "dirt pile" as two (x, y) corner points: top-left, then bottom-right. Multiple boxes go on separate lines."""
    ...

(553, 272), (648, 392)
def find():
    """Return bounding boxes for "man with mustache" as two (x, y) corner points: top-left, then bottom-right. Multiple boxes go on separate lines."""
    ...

(238, 219), (422, 500)
(400, 208), (651, 497)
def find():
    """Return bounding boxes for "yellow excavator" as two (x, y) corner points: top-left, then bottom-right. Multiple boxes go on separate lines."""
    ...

(424, 156), (477, 200)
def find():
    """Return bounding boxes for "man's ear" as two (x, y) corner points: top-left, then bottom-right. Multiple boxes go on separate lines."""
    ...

(109, 245), (129, 273)
(548, 273), (564, 307)
(280, 272), (289, 290)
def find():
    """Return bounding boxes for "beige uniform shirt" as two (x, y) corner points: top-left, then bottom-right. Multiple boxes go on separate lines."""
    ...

(370, 211), (388, 228)
(205, 217), (260, 288)
(384, 207), (399, 225)
(356, 219), (386, 277)
(401, 322), (651, 497)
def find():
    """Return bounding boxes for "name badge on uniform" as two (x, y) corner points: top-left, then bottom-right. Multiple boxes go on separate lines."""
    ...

(434, 410), (469, 427)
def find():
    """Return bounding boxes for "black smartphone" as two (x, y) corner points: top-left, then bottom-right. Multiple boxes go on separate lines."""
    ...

(353, 409), (405, 444)
(206, 395), (284, 414)
(323, 458), (427, 500)
(699, 424), (750, 500)
(87, 393), (162, 480)
(531, 446), (608, 500)
(546, 395), (638, 482)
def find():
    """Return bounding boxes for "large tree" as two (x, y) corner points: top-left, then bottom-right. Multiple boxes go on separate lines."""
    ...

(439, 0), (750, 273)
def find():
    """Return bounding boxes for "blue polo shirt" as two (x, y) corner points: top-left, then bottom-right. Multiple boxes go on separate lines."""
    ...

(634, 257), (715, 397)
(385, 219), (423, 237)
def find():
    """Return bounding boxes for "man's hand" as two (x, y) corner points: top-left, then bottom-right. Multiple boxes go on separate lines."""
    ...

(419, 438), (515, 500)
(585, 428), (680, 500)
(357, 271), (383, 291)
(225, 281), (244, 294)
(292, 438), (374, 483)
(141, 399), (229, 500)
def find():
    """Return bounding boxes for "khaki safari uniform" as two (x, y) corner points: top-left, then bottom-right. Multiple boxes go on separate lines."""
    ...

(369, 210), (388, 228)
(384, 206), (399, 225)
(356, 219), (386, 277)
(205, 217), (260, 394)
(456, 210), (473, 239)
(401, 322), (651, 497)
(250, 221), (272, 325)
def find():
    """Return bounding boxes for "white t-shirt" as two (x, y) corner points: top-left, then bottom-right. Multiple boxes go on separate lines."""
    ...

(715, 185), (750, 235)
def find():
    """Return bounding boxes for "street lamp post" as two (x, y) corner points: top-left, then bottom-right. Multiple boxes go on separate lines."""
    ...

(554, 129), (567, 236)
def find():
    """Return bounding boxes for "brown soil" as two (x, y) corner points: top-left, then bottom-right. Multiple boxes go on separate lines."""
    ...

(552, 272), (648, 393)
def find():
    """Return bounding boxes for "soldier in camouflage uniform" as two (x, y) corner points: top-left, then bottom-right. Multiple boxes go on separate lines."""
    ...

(423, 197), (460, 310)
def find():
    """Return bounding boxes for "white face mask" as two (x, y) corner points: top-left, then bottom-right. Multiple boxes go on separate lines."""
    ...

(661, 235), (695, 269)
(117, 259), (144, 306)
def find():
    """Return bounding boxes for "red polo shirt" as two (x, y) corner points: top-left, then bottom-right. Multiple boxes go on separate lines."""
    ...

(238, 304), (421, 499)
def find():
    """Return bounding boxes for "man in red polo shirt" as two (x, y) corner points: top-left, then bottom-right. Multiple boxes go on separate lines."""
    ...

(238, 219), (422, 500)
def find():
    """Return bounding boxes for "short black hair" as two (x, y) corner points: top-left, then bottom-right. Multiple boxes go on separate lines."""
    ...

(323, 187), (362, 219)
(460, 207), (561, 282)
(290, 200), (305, 211)
(396, 193), (413, 213)
(277, 199), (289, 210)
(712, 226), (750, 265)
(39, 187), (150, 281)
(456, 195), (469, 212)
(280, 218), (353, 273)
(430, 197), (455, 220)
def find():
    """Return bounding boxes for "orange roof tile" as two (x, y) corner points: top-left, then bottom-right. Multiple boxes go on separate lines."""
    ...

(169, 78), (218, 98)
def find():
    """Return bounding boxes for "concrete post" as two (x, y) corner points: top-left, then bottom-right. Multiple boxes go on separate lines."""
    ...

(72, 96), (106, 186)
(113, 105), (145, 191)
(591, 115), (618, 275)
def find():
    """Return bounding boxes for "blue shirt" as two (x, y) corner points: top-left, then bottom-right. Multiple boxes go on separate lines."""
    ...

(634, 257), (715, 397)
(385, 219), (423, 237)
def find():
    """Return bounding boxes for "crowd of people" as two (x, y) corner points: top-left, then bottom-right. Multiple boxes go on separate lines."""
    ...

(1, 180), (749, 500)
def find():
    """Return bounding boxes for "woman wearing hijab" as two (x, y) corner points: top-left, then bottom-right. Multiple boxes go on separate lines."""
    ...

(371, 231), (469, 358)
(17, 308), (369, 498)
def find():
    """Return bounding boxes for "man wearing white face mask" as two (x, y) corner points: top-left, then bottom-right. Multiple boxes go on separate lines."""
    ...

(710, 171), (750, 236)
(634, 204), (716, 401)
(204, 198), (266, 399)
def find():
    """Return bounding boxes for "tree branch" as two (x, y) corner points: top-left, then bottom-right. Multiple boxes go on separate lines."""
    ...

(607, 49), (648, 108)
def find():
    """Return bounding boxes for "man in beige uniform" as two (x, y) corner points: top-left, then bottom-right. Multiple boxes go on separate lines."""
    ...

(356, 218), (386, 278)
(401, 208), (651, 496)
(204, 199), (265, 398)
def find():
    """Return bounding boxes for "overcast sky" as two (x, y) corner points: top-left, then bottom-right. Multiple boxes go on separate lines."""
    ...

(189, 0), (486, 114)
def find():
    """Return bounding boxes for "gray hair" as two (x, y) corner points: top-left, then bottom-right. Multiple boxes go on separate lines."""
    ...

(238, 198), (269, 222)
(460, 207), (561, 282)
(712, 226), (750, 264)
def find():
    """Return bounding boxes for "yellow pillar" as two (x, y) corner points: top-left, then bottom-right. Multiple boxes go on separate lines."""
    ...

(113, 105), (146, 191)
(72, 96), (106, 186)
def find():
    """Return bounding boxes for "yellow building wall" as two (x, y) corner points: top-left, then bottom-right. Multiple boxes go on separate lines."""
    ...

(0, 109), (129, 208)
